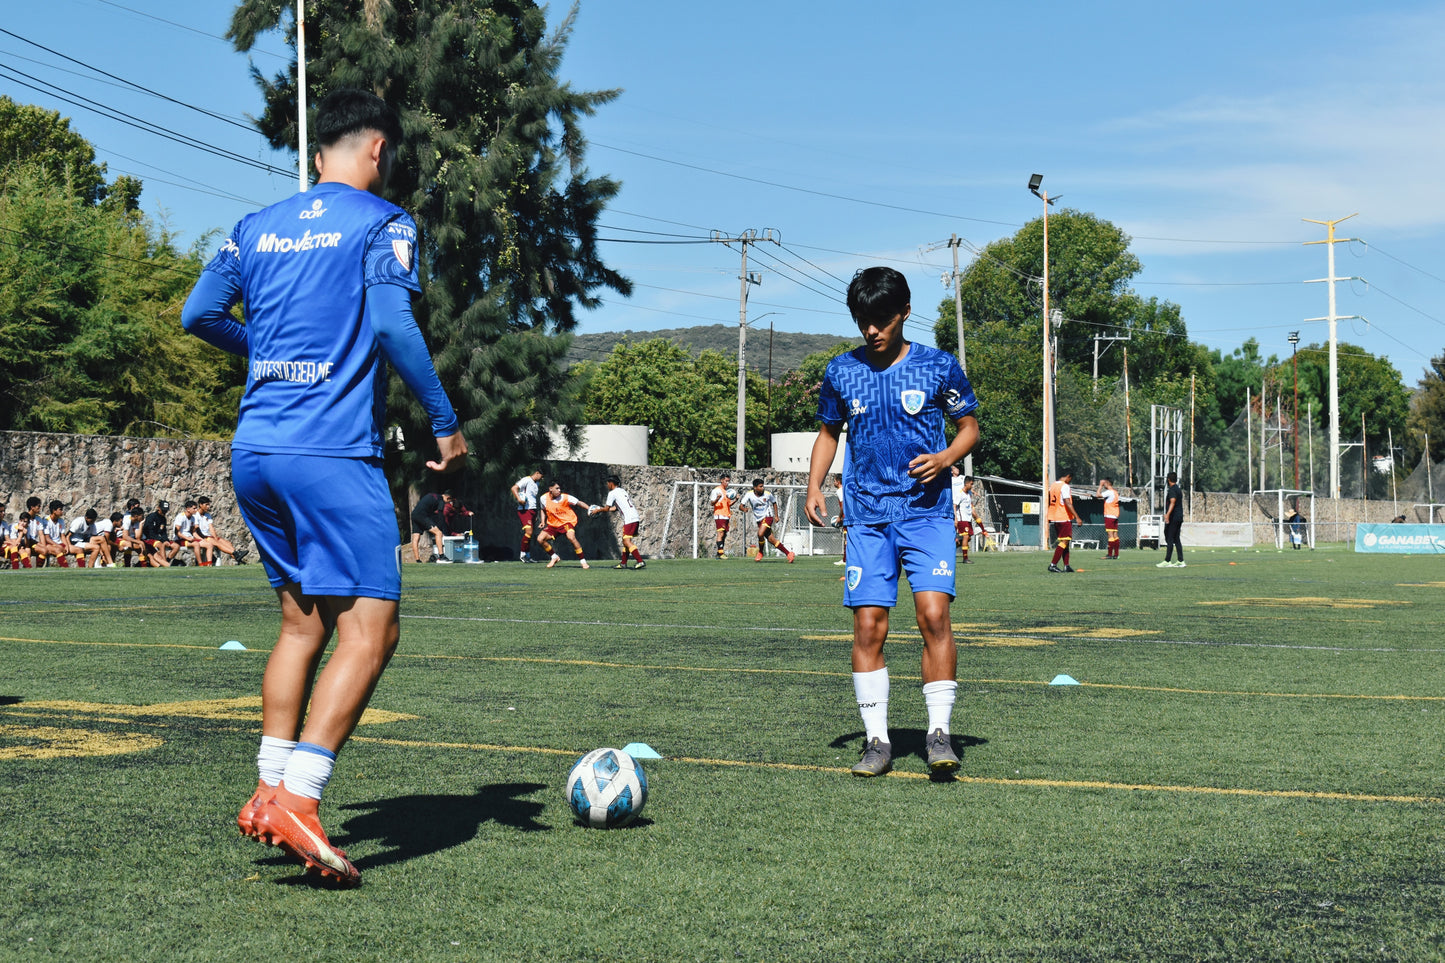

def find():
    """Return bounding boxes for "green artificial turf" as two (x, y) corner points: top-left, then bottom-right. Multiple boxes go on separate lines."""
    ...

(2, 546), (1443, 961)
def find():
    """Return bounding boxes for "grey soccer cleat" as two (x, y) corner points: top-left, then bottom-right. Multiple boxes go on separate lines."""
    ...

(925, 728), (960, 772)
(851, 737), (892, 777)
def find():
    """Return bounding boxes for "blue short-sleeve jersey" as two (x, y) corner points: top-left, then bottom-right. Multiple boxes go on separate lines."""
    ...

(817, 342), (978, 525)
(201, 182), (425, 458)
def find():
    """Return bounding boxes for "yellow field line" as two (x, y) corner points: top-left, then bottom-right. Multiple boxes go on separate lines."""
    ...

(348, 735), (1440, 805)
(5, 634), (1442, 701)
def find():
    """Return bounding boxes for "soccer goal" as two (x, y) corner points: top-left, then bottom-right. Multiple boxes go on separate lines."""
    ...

(657, 480), (823, 559)
(1254, 489), (1315, 549)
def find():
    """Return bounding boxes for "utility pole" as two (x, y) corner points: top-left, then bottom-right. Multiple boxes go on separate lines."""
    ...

(712, 229), (778, 471)
(927, 234), (973, 476)
(295, 0), (308, 192)
(1303, 214), (1360, 500)
(1029, 175), (1059, 550)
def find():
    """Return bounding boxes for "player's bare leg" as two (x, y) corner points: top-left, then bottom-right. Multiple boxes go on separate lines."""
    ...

(915, 590), (960, 772)
(850, 605), (893, 776)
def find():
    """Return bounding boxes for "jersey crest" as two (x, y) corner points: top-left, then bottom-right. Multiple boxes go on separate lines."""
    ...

(900, 389), (925, 415)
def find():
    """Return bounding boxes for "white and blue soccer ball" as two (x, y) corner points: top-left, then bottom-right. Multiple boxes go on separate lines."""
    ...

(566, 747), (648, 828)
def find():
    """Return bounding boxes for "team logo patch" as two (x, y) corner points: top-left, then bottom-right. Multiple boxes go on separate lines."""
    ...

(932, 558), (953, 576)
(846, 566), (863, 591)
(900, 389), (925, 415)
(298, 198), (327, 220)
(392, 239), (413, 271)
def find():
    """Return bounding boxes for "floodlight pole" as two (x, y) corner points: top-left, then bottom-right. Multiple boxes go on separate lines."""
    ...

(1289, 331), (1300, 489)
(1029, 175), (1057, 550)
(925, 234), (973, 477)
(1303, 214), (1359, 500)
(296, 0), (308, 193)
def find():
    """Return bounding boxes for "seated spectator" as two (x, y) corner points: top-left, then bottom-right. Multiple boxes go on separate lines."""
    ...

(101, 512), (126, 566)
(67, 508), (111, 567)
(37, 501), (72, 567)
(174, 499), (204, 565)
(3, 509), (32, 569)
(194, 495), (248, 565)
(118, 507), (154, 567)
(141, 500), (179, 567)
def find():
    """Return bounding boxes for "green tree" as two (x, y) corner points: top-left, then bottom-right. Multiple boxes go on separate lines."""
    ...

(935, 210), (1199, 481)
(1406, 352), (1445, 466)
(575, 338), (769, 467)
(228, 0), (629, 487)
(766, 342), (856, 435)
(0, 117), (243, 437)
(1294, 342), (1408, 457)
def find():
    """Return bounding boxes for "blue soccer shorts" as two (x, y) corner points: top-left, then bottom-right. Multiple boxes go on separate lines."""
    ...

(843, 515), (957, 609)
(231, 449), (401, 600)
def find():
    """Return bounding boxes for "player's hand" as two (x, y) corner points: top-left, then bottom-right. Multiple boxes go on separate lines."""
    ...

(907, 450), (950, 484)
(427, 431), (468, 474)
(804, 489), (829, 527)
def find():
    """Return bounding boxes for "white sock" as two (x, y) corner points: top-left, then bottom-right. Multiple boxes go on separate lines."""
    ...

(853, 667), (890, 744)
(281, 742), (336, 801)
(922, 680), (958, 734)
(256, 736), (297, 788)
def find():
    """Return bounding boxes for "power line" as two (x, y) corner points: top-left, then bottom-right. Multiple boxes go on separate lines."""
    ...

(0, 66), (293, 177)
(85, 0), (290, 61)
(0, 27), (260, 133)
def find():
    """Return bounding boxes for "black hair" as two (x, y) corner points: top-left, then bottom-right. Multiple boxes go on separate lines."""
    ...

(314, 89), (403, 150)
(752, 478), (765, 488)
(110, 512), (124, 524)
(84, 508), (98, 521)
(606, 475), (621, 486)
(27, 496), (41, 510)
(124, 497), (141, 510)
(183, 499), (198, 509)
(1100, 477), (1112, 486)
(196, 495), (211, 505)
(49, 499), (63, 512)
(846, 266), (911, 325)
(1166, 471), (1178, 484)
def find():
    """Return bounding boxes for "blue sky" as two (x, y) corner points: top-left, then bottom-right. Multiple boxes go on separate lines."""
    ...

(5, 0), (1444, 385)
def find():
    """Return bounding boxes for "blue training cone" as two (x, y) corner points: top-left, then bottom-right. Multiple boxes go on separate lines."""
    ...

(219, 640), (247, 651)
(1049, 674), (1080, 686)
(622, 742), (662, 759)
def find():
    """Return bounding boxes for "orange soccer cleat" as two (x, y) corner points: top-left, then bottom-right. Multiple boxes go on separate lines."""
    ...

(236, 780), (276, 838)
(251, 784), (360, 887)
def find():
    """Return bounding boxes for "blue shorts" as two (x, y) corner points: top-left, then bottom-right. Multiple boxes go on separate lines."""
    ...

(231, 450), (401, 600)
(842, 515), (956, 609)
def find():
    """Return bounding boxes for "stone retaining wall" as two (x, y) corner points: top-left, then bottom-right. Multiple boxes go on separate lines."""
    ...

(0, 430), (1407, 558)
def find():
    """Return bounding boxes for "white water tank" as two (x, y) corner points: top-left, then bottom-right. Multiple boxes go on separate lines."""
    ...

(770, 431), (845, 473)
(548, 424), (649, 465)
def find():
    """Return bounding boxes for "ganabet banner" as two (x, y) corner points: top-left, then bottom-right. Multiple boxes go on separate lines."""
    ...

(1354, 524), (1445, 554)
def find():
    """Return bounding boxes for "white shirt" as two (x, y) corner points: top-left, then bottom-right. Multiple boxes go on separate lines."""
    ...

(514, 476), (540, 511)
(605, 487), (641, 525)
(954, 488), (973, 521)
(194, 512), (215, 537)
(737, 490), (778, 523)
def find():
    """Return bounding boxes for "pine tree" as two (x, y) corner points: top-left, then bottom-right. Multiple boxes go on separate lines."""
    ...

(228, 0), (630, 485)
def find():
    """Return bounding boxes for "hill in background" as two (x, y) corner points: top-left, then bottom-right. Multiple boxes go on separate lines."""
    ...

(566, 325), (855, 376)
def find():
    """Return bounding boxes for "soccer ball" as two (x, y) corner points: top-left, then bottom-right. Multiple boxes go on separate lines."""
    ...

(566, 747), (649, 828)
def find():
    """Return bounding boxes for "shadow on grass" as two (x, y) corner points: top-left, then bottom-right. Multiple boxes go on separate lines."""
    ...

(0, 696), (21, 706)
(335, 781), (550, 870)
(831, 728), (988, 780)
(260, 781), (551, 885)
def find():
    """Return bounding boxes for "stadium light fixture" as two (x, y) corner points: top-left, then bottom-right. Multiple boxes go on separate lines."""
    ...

(1028, 175), (1057, 549)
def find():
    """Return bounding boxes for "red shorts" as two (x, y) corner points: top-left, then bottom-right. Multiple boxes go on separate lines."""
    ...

(543, 524), (573, 539)
(757, 516), (775, 529)
(622, 522), (639, 538)
(1051, 520), (1074, 541)
(517, 509), (537, 530)
(1104, 516), (1118, 532)
(955, 520), (973, 536)
(714, 517), (730, 531)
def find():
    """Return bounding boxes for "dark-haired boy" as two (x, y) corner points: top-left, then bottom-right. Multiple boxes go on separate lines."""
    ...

(591, 475), (645, 569)
(183, 88), (466, 885)
(805, 266), (979, 778)
(737, 478), (794, 562)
